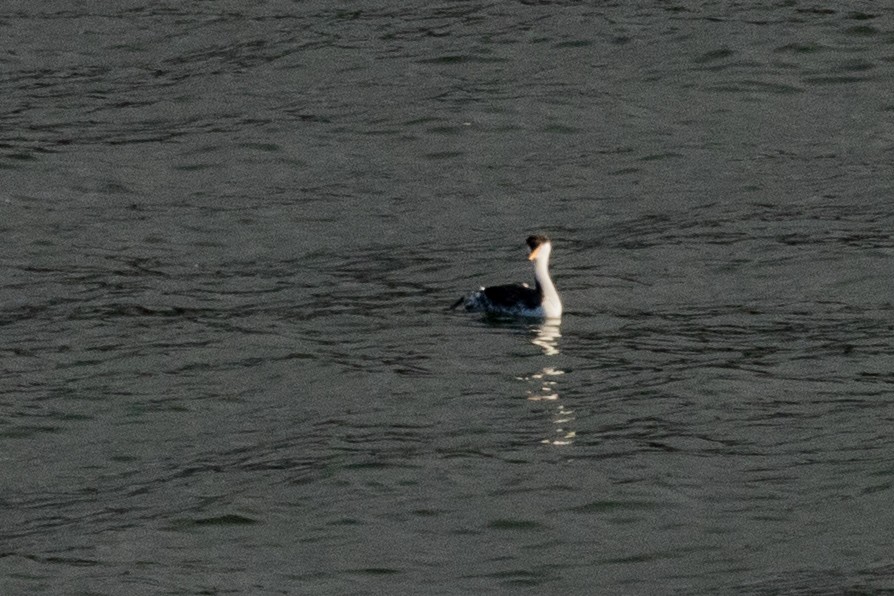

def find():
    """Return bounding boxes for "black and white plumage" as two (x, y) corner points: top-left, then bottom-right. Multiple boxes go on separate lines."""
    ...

(451, 235), (562, 319)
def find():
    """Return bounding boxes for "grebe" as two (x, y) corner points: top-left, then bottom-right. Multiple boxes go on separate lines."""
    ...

(451, 235), (562, 319)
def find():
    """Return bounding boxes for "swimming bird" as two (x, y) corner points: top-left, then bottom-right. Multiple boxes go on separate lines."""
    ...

(451, 235), (562, 319)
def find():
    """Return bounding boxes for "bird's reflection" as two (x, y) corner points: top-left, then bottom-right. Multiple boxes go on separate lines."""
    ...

(531, 321), (561, 356)
(519, 321), (575, 446)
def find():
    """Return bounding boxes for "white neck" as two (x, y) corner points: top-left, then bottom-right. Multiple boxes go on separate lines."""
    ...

(533, 245), (562, 318)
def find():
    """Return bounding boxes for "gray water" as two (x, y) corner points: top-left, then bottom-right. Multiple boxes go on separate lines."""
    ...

(2, 2), (894, 594)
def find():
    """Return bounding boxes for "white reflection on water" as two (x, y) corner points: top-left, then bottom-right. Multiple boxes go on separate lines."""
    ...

(531, 321), (561, 356)
(520, 322), (575, 446)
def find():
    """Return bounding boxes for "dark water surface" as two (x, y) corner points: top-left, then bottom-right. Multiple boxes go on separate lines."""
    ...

(2, 2), (894, 594)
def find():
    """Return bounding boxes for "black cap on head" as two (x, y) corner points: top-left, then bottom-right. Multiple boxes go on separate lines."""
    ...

(526, 234), (550, 249)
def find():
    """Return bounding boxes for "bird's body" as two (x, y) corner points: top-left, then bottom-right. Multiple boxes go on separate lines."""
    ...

(451, 235), (562, 319)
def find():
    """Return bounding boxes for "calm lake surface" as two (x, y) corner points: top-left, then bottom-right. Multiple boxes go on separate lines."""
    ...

(2, 2), (893, 594)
